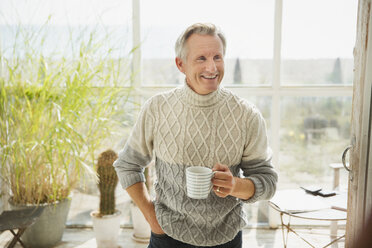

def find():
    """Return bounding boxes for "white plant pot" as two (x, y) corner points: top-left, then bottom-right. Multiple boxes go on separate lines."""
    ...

(130, 203), (151, 242)
(91, 209), (121, 248)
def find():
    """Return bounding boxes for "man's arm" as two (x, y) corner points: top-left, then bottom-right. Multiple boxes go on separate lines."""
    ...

(126, 182), (164, 234)
(234, 106), (277, 202)
(112, 98), (162, 233)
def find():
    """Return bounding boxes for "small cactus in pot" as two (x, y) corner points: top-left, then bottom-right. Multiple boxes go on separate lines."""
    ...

(91, 149), (121, 248)
(96, 149), (118, 216)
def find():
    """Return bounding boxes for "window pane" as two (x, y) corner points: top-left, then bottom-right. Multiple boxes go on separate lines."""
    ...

(141, 0), (274, 86)
(0, 0), (132, 86)
(0, 0), (132, 56)
(281, 0), (357, 85)
(279, 96), (351, 190)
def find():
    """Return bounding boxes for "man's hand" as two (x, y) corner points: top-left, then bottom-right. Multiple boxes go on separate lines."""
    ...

(144, 202), (165, 235)
(211, 163), (236, 198)
(212, 163), (255, 200)
(127, 182), (165, 235)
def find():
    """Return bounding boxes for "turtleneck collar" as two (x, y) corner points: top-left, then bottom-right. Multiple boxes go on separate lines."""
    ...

(178, 82), (228, 108)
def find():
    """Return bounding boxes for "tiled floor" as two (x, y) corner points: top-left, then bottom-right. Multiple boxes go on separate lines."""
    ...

(0, 226), (345, 248)
(0, 190), (346, 247)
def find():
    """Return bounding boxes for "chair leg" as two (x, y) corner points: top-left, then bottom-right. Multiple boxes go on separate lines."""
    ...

(330, 221), (338, 248)
(8, 229), (27, 248)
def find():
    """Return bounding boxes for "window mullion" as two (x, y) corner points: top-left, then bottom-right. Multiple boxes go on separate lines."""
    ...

(132, 0), (141, 88)
(271, 0), (283, 169)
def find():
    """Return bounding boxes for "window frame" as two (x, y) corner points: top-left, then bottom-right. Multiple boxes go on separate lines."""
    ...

(131, 0), (353, 170)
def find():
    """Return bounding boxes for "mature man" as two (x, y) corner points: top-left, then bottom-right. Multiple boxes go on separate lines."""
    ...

(114, 23), (277, 248)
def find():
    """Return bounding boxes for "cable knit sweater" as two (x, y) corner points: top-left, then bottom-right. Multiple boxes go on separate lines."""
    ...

(114, 83), (277, 246)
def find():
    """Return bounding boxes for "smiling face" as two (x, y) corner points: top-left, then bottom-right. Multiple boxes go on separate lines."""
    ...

(176, 34), (225, 95)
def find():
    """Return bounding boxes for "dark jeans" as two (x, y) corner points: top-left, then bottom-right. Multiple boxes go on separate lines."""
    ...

(147, 230), (242, 248)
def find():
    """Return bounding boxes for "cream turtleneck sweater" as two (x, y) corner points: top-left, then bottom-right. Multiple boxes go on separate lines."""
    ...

(114, 83), (277, 246)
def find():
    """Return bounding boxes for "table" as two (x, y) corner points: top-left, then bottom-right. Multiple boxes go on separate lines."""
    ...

(0, 207), (44, 248)
(269, 189), (347, 248)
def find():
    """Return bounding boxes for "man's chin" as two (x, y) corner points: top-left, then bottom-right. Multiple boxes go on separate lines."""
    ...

(199, 84), (219, 95)
(187, 79), (221, 94)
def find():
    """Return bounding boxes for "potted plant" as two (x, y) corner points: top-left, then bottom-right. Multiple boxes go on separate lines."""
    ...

(0, 25), (132, 247)
(90, 149), (121, 248)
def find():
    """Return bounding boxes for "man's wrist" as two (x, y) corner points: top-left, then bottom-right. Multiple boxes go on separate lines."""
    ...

(231, 177), (255, 200)
(142, 200), (155, 220)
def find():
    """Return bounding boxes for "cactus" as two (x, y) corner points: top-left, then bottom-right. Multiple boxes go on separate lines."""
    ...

(97, 149), (118, 216)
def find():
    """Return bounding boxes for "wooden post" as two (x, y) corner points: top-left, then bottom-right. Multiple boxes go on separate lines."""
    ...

(346, 0), (372, 247)
(329, 163), (344, 190)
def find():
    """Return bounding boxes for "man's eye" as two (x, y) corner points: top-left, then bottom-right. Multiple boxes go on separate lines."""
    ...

(214, 55), (222, 60)
(197, 57), (206, 61)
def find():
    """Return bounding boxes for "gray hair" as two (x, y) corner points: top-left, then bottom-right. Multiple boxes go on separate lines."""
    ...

(175, 23), (226, 60)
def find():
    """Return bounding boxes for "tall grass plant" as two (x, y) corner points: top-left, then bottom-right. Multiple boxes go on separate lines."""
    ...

(0, 22), (133, 205)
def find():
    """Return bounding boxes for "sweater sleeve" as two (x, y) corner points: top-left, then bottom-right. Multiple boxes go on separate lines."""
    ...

(240, 106), (278, 203)
(114, 98), (156, 189)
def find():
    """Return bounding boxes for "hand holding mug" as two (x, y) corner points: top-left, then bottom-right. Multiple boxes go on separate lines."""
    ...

(212, 163), (236, 198)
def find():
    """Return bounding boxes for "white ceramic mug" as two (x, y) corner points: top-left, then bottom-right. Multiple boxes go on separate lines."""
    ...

(186, 166), (216, 199)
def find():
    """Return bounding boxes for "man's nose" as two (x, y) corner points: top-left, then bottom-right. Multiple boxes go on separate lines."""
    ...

(205, 59), (217, 72)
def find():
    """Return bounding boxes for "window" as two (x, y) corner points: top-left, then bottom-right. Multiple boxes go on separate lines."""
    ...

(1, 0), (357, 227)
(281, 0), (355, 85)
(278, 0), (356, 191)
(140, 0), (275, 86)
(280, 96), (352, 189)
(136, 0), (357, 225)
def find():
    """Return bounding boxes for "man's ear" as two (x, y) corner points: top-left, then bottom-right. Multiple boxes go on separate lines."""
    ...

(175, 57), (185, 74)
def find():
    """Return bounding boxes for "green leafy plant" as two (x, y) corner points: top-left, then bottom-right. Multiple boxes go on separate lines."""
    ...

(96, 149), (118, 216)
(0, 24), (133, 205)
